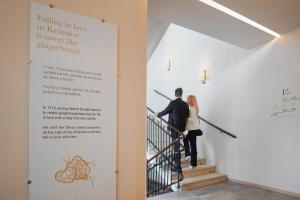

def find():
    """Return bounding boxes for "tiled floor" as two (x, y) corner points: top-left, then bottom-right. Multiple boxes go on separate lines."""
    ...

(148, 181), (300, 200)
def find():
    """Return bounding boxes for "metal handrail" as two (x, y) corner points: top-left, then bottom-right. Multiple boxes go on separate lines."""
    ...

(147, 135), (183, 163)
(153, 89), (237, 139)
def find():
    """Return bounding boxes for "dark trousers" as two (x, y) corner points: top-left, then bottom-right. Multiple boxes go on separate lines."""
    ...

(183, 130), (198, 167)
(171, 131), (182, 173)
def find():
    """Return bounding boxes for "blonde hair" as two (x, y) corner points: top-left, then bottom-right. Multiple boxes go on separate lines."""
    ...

(187, 95), (199, 114)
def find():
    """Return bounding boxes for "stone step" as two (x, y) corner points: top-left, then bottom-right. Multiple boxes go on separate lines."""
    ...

(180, 151), (203, 158)
(180, 172), (227, 191)
(172, 165), (216, 180)
(183, 165), (216, 177)
(181, 158), (206, 168)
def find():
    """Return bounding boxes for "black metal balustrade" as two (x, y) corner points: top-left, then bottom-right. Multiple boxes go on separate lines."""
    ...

(147, 113), (172, 153)
(146, 108), (185, 197)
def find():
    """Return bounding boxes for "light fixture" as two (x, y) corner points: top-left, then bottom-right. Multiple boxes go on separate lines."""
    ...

(165, 59), (171, 71)
(198, 0), (280, 38)
(201, 69), (207, 84)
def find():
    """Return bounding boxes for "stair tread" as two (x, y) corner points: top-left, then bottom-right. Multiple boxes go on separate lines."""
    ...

(181, 172), (227, 185)
(181, 158), (206, 164)
(172, 165), (216, 180)
(182, 164), (215, 172)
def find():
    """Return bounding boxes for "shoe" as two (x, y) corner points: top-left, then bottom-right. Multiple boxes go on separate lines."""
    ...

(189, 165), (196, 169)
(185, 156), (191, 161)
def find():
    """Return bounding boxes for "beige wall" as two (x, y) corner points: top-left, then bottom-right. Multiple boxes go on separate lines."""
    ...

(0, 0), (146, 199)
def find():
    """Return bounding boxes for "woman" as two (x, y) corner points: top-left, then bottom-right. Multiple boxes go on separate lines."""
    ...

(184, 95), (202, 168)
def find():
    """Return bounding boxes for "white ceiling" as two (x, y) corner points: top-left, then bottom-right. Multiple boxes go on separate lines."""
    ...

(215, 0), (300, 34)
(148, 0), (300, 49)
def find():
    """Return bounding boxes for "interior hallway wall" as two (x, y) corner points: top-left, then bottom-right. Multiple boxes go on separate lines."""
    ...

(147, 24), (300, 195)
(0, 0), (146, 199)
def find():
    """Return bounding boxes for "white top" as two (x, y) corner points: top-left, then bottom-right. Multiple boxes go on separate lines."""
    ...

(186, 106), (200, 131)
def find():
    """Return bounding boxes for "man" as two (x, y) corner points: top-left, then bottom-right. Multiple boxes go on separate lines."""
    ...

(157, 88), (189, 176)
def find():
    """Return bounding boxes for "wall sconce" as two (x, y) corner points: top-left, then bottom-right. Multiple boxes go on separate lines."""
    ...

(201, 69), (207, 84)
(165, 59), (171, 71)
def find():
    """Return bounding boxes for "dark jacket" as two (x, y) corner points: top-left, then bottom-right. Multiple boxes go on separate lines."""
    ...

(157, 98), (189, 132)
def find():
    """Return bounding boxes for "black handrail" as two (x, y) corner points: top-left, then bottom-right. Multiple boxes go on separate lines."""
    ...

(153, 89), (237, 139)
(147, 134), (183, 163)
(147, 140), (182, 196)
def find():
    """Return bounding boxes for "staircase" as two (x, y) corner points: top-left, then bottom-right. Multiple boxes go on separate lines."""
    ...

(146, 107), (228, 197)
(172, 157), (227, 191)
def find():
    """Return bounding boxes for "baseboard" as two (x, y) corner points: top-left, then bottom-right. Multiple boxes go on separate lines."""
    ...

(228, 178), (300, 198)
